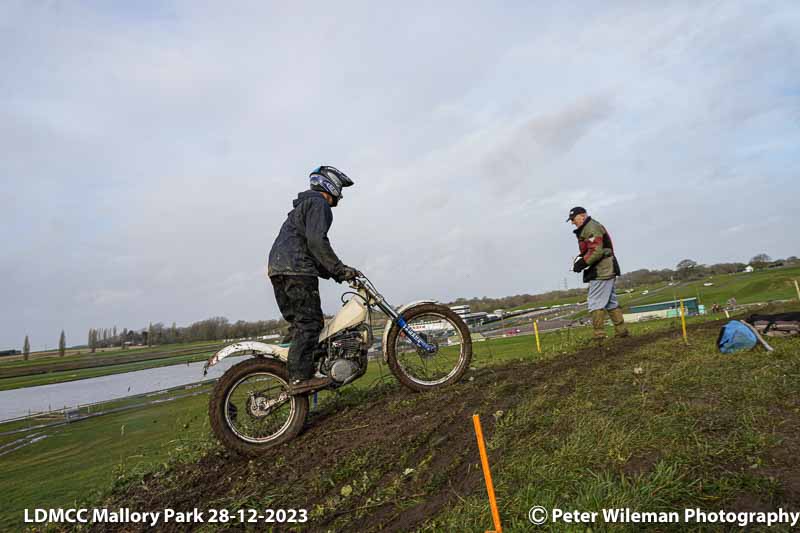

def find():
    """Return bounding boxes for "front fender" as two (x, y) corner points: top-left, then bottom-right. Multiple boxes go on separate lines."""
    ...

(381, 300), (437, 363)
(204, 341), (288, 374)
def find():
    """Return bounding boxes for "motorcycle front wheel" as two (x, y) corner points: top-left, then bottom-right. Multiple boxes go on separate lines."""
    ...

(209, 358), (308, 456)
(386, 303), (473, 392)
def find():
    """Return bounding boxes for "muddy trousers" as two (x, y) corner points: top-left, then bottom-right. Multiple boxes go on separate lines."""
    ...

(270, 275), (324, 381)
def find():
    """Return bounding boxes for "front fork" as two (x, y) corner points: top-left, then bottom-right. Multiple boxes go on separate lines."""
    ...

(375, 299), (437, 353)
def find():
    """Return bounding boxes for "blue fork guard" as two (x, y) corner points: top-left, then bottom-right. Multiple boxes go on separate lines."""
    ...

(397, 317), (437, 353)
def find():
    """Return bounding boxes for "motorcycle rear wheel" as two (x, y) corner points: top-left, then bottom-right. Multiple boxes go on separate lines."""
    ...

(386, 303), (472, 392)
(209, 357), (308, 455)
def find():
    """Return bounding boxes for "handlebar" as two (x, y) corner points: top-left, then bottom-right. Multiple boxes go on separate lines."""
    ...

(345, 271), (397, 318)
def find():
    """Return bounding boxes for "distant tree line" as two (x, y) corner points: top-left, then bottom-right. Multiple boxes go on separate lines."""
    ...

(447, 254), (797, 313)
(87, 316), (288, 349)
(644, 254), (797, 283)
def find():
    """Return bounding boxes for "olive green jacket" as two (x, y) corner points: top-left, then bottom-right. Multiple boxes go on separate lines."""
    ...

(574, 217), (621, 282)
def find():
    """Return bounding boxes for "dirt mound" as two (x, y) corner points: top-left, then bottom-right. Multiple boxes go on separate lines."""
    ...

(89, 328), (684, 532)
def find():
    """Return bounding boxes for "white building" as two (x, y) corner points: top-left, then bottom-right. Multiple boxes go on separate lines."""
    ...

(450, 305), (470, 317)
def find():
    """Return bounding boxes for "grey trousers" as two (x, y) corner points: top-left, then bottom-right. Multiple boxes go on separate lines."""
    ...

(587, 278), (619, 312)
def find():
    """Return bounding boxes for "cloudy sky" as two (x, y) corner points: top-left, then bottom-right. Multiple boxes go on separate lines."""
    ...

(2, 1), (799, 350)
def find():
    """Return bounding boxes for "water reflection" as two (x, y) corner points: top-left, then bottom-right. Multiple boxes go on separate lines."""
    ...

(0, 355), (250, 421)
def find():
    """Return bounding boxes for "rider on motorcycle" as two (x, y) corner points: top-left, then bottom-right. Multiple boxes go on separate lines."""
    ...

(267, 166), (360, 395)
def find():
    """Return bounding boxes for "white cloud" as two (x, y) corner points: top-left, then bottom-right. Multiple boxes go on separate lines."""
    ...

(1, 1), (799, 348)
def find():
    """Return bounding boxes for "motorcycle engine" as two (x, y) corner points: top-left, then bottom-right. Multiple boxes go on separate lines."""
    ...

(322, 328), (367, 384)
(329, 359), (361, 383)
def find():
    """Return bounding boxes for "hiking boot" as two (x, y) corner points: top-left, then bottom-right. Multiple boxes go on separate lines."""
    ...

(591, 309), (607, 342)
(287, 376), (333, 396)
(608, 307), (629, 338)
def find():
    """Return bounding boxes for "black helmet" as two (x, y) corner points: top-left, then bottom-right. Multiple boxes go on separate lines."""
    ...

(309, 166), (354, 206)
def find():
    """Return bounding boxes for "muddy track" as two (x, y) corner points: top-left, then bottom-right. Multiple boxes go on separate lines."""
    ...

(89, 325), (695, 532)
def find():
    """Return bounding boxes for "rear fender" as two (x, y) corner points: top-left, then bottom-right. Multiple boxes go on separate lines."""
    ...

(204, 341), (288, 375)
(381, 300), (437, 363)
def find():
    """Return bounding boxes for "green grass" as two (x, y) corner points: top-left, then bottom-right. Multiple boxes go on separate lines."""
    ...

(0, 384), (215, 447)
(0, 392), (215, 530)
(0, 330), (583, 528)
(428, 319), (800, 531)
(0, 314), (722, 529)
(0, 355), (403, 527)
(628, 266), (800, 308)
(1, 299), (798, 530)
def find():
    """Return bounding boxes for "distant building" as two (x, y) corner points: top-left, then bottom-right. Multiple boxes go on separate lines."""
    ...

(409, 304), (489, 333)
(623, 297), (705, 323)
(743, 265), (754, 273)
(449, 305), (489, 325)
(450, 305), (470, 318)
(462, 311), (489, 326)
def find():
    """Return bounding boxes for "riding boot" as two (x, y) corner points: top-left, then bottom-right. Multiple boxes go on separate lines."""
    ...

(608, 307), (629, 338)
(591, 309), (607, 343)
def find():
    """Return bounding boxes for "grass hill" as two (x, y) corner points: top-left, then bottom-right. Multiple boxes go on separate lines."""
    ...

(628, 265), (800, 308)
(3, 304), (794, 531)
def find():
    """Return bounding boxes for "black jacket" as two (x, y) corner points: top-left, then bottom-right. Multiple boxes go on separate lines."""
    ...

(268, 190), (346, 280)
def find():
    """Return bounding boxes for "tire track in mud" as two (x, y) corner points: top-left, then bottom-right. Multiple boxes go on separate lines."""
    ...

(89, 325), (696, 532)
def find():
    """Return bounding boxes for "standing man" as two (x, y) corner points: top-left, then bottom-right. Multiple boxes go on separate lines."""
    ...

(567, 207), (629, 342)
(268, 166), (360, 394)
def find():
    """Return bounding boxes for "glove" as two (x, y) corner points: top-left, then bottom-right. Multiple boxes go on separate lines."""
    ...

(572, 256), (588, 273)
(334, 265), (360, 283)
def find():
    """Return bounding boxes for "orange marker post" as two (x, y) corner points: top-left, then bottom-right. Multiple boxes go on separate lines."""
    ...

(533, 320), (541, 354)
(472, 414), (502, 533)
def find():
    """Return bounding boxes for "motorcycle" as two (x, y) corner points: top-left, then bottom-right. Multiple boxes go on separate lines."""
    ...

(204, 273), (473, 455)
